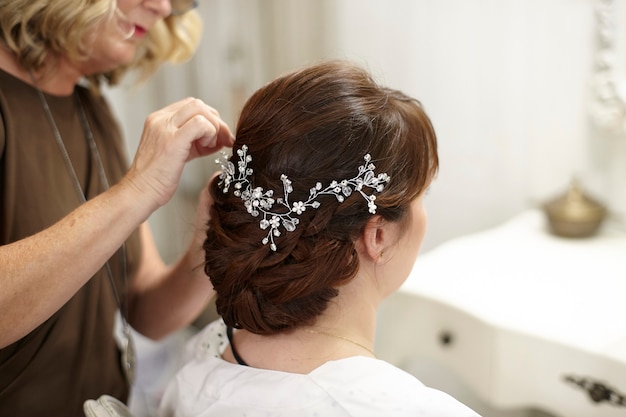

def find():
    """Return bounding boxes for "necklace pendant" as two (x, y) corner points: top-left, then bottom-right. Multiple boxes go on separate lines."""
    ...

(121, 324), (136, 385)
(32, 79), (136, 386)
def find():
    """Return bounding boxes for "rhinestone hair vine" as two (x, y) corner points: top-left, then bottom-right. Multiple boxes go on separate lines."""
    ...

(216, 145), (391, 251)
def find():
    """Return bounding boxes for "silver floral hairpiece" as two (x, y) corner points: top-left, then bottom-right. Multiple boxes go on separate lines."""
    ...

(216, 145), (391, 251)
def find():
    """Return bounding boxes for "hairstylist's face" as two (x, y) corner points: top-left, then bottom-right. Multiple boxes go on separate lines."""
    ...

(77, 0), (172, 74)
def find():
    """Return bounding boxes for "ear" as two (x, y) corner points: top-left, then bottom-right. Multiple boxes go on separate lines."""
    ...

(358, 215), (390, 262)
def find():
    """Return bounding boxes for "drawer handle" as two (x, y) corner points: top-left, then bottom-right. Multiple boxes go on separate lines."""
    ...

(438, 331), (454, 347)
(564, 375), (626, 407)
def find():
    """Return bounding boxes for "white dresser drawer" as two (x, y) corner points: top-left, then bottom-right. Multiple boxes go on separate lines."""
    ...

(375, 211), (626, 417)
(377, 291), (495, 403)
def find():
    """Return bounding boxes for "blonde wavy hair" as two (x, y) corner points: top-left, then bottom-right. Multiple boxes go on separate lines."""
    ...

(0, 0), (202, 89)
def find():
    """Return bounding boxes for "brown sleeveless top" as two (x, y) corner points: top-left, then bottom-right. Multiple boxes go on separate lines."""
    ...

(0, 69), (142, 416)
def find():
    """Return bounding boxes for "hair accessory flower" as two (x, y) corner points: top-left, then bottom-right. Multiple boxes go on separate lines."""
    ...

(216, 145), (391, 251)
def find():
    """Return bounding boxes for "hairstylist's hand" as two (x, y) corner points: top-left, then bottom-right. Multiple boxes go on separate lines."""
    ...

(124, 98), (234, 209)
(191, 173), (219, 249)
(184, 173), (219, 280)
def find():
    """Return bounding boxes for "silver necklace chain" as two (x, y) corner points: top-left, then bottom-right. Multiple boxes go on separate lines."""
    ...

(31, 76), (136, 384)
(302, 328), (376, 357)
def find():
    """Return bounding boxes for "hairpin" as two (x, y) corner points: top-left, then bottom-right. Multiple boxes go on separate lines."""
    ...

(216, 145), (390, 251)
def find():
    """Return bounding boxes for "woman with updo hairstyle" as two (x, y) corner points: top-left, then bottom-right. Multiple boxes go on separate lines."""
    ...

(159, 61), (481, 417)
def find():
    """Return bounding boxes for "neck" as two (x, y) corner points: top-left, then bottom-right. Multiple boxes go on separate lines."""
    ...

(309, 273), (380, 351)
(225, 273), (381, 373)
(0, 46), (81, 95)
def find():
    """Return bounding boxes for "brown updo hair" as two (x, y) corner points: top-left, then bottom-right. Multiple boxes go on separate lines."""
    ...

(204, 60), (438, 335)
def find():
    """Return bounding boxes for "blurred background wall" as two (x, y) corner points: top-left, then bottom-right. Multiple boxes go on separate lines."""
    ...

(107, 0), (626, 263)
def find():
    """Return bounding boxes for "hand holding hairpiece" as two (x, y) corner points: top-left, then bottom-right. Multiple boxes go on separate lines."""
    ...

(216, 145), (391, 251)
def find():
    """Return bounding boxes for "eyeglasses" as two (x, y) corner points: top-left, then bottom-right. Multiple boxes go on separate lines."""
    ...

(170, 0), (198, 15)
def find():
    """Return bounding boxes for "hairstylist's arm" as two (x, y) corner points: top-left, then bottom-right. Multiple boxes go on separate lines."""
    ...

(0, 98), (233, 348)
(127, 175), (218, 340)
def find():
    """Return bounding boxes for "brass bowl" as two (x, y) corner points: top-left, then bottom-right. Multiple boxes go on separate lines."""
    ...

(543, 179), (607, 238)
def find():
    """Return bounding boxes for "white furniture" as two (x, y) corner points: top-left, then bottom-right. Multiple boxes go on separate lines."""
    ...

(376, 210), (626, 417)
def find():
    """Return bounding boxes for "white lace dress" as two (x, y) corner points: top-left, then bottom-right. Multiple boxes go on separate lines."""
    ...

(158, 319), (481, 417)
